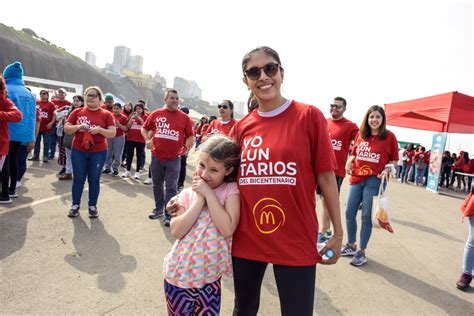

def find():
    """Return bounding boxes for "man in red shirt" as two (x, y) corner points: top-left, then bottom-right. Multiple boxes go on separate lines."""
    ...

(142, 89), (194, 225)
(49, 88), (72, 159)
(317, 97), (359, 243)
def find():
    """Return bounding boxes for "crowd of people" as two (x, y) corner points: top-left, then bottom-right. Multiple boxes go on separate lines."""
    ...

(1, 48), (473, 315)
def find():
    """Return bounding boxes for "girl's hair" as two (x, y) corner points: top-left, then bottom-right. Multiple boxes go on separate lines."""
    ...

(359, 105), (388, 140)
(134, 103), (144, 112)
(199, 134), (240, 182)
(84, 86), (104, 102)
(123, 102), (133, 114)
(0, 75), (6, 97)
(463, 151), (469, 163)
(73, 95), (84, 103)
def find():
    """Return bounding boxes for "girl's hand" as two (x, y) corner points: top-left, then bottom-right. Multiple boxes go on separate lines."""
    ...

(192, 176), (211, 197)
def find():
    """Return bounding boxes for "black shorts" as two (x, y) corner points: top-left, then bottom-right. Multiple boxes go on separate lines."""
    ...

(316, 175), (344, 195)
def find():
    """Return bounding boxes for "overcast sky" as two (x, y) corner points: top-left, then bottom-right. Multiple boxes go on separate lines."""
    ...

(1, 0), (472, 152)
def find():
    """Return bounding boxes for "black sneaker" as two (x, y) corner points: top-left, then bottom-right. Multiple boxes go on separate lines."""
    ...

(102, 168), (111, 174)
(0, 196), (12, 204)
(148, 209), (164, 220)
(88, 206), (99, 218)
(68, 205), (80, 217)
(164, 217), (171, 227)
(9, 191), (18, 198)
(112, 170), (119, 176)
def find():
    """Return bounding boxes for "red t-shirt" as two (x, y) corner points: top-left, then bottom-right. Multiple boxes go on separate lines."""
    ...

(349, 131), (399, 184)
(67, 107), (115, 152)
(402, 149), (415, 165)
(327, 117), (359, 178)
(52, 99), (71, 112)
(142, 108), (194, 161)
(127, 113), (148, 143)
(36, 100), (56, 133)
(230, 100), (337, 266)
(113, 113), (129, 138)
(0, 97), (22, 155)
(36, 108), (41, 122)
(203, 119), (237, 137)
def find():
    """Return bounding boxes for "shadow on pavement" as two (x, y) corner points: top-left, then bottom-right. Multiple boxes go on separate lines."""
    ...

(0, 207), (34, 260)
(64, 216), (137, 293)
(362, 259), (474, 313)
(391, 218), (464, 243)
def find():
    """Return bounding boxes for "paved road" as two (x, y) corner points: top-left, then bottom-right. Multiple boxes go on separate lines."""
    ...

(1, 151), (473, 315)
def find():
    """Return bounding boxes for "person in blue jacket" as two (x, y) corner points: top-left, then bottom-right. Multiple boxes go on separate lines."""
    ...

(3, 61), (36, 197)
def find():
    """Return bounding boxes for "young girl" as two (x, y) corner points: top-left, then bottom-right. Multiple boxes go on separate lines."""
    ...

(163, 134), (240, 315)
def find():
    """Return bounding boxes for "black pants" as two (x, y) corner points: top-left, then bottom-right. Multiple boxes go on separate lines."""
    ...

(232, 256), (316, 316)
(125, 141), (145, 172)
(1, 141), (21, 197)
(178, 155), (188, 188)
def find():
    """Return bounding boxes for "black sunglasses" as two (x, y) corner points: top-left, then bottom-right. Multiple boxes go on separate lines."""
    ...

(244, 62), (280, 80)
(330, 104), (344, 109)
(217, 104), (229, 109)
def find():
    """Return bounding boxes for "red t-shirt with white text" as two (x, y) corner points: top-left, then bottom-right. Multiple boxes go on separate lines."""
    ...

(67, 107), (115, 152)
(230, 100), (337, 266)
(349, 131), (399, 184)
(327, 117), (359, 178)
(127, 113), (148, 143)
(52, 99), (71, 112)
(36, 100), (56, 133)
(113, 113), (129, 138)
(203, 119), (237, 137)
(142, 108), (194, 161)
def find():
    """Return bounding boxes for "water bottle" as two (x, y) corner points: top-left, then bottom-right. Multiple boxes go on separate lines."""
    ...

(317, 243), (334, 260)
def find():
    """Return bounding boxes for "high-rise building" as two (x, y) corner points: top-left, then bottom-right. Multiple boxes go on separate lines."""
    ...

(233, 101), (246, 116)
(127, 55), (143, 72)
(85, 51), (97, 67)
(113, 46), (131, 67)
(173, 77), (202, 99)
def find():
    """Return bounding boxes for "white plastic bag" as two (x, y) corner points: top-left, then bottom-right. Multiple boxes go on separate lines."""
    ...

(372, 174), (394, 233)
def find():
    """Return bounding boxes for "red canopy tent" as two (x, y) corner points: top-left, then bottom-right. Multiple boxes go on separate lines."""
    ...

(384, 91), (474, 134)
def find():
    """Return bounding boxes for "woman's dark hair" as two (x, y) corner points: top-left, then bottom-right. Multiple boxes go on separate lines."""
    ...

(209, 115), (217, 124)
(0, 75), (6, 97)
(247, 92), (259, 112)
(123, 102), (133, 115)
(199, 134), (240, 182)
(241, 46), (282, 74)
(134, 103), (144, 113)
(359, 105), (388, 140)
(463, 151), (470, 163)
(222, 99), (234, 118)
(72, 95), (84, 109)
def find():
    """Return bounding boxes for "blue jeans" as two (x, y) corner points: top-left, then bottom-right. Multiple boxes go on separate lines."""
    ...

(415, 166), (426, 185)
(17, 145), (28, 181)
(345, 176), (382, 249)
(34, 131), (51, 159)
(151, 156), (180, 217)
(48, 127), (58, 158)
(401, 164), (411, 183)
(463, 216), (474, 274)
(71, 149), (107, 207)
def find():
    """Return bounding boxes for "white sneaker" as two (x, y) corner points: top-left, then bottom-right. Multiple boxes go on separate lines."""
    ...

(134, 171), (141, 179)
(143, 177), (153, 185)
(16, 181), (22, 189)
(122, 170), (131, 178)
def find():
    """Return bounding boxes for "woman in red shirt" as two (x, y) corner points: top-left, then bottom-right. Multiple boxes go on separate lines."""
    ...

(342, 105), (398, 266)
(202, 100), (237, 140)
(230, 46), (343, 315)
(0, 75), (22, 204)
(122, 103), (148, 179)
(32, 90), (56, 163)
(64, 86), (116, 218)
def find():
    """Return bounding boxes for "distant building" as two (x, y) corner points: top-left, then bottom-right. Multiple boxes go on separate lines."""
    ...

(113, 45), (131, 67)
(85, 51), (97, 67)
(128, 55), (143, 72)
(122, 69), (154, 89)
(154, 72), (167, 89)
(173, 77), (202, 99)
(233, 101), (246, 116)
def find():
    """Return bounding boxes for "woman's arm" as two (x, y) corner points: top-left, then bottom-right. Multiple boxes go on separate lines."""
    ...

(345, 155), (355, 175)
(170, 195), (206, 239)
(317, 171), (343, 263)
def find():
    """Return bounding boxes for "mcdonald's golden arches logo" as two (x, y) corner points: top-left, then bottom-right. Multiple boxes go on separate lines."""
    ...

(252, 198), (286, 234)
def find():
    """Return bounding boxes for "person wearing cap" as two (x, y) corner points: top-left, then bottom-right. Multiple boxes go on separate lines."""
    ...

(2, 61), (36, 199)
(102, 94), (115, 112)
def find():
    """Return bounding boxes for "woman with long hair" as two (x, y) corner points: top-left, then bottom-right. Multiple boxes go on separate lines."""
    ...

(341, 105), (398, 266)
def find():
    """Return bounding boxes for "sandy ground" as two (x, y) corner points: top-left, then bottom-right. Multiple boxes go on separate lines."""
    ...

(1, 149), (473, 315)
